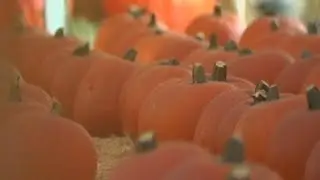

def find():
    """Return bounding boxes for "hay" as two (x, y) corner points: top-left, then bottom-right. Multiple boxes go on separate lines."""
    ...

(93, 136), (135, 180)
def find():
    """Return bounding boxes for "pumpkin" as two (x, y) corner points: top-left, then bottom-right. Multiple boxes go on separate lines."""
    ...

(132, 31), (205, 65)
(50, 43), (94, 118)
(109, 131), (212, 180)
(304, 141), (320, 180)
(163, 136), (283, 180)
(0, 107), (97, 180)
(234, 93), (307, 164)
(275, 53), (320, 94)
(119, 58), (191, 140)
(185, 5), (244, 45)
(73, 52), (136, 137)
(301, 64), (320, 93)
(193, 80), (270, 153)
(181, 35), (243, 73)
(138, 64), (237, 141)
(228, 50), (294, 84)
(266, 85), (320, 180)
(147, 0), (217, 33)
(239, 0), (306, 49)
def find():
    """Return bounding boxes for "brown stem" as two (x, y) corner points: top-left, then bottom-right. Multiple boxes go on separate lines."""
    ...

(51, 97), (62, 115)
(211, 61), (227, 81)
(224, 41), (238, 51)
(255, 80), (269, 93)
(208, 34), (219, 50)
(135, 131), (157, 153)
(195, 32), (205, 41)
(128, 5), (147, 19)
(238, 49), (253, 56)
(73, 43), (90, 56)
(148, 13), (157, 27)
(270, 20), (279, 31)
(307, 21), (320, 35)
(54, 28), (65, 38)
(158, 58), (180, 66)
(227, 165), (251, 180)
(8, 75), (22, 102)
(266, 85), (280, 101)
(192, 64), (207, 84)
(306, 85), (320, 110)
(213, 5), (222, 17)
(301, 50), (312, 59)
(251, 90), (267, 105)
(123, 49), (137, 62)
(221, 136), (245, 163)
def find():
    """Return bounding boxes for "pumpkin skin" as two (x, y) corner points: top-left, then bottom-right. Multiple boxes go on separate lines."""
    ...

(0, 0), (22, 30)
(109, 132), (212, 180)
(234, 94), (307, 164)
(185, 5), (244, 45)
(301, 64), (320, 93)
(0, 111), (97, 180)
(119, 59), (191, 139)
(138, 64), (237, 141)
(304, 141), (320, 180)
(266, 86), (320, 180)
(228, 50), (294, 84)
(132, 31), (205, 65)
(275, 55), (320, 94)
(73, 52), (136, 137)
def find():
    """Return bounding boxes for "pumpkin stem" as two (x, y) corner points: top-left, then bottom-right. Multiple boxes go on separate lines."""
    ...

(8, 74), (22, 102)
(255, 80), (270, 93)
(123, 48), (138, 62)
(192, 64), (207, 84)
(301, 50), (312, 59)
(306, 85), (320, 110)
(307, 21), (320, 35)
(73, 43), (90, 56)
(51, 98), (63, 115)
(158, 58), (180, 66)
(128, 5), (147, 19)
(224, 41), (238, 51)
(195, 32), (206, 41)
(213, 5), (222, 17)
(251, 90), (267, 105)
(54, 28), (65, 38)
(208, 34), (219, 50)
(270, 20), (280, 31)
(135, 131), (157, 153)
(211, 61), (227, 81)
(148, 13), (157, 27)
(227, 165), (251, 180)
(238, 48), (253, 56)
(266, 85), (280, 101)
(221, 136), (245, 163)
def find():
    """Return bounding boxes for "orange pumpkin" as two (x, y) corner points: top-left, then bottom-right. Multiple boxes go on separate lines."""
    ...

(304, 141), (320, 180)
(164, 136), (283, 180)
(133, 31), (205, 65)
(73, 52), (136, 137)
(109, 131), (212, 180)
(138, 64), (237, 141)
(185, 5), (244, 45)
(119, 59), (191, 139)
(0, 108), (97, 180)
(228, 50), (294, 84)
(266, 85), (320, 180)
(50, 43), (94, 118)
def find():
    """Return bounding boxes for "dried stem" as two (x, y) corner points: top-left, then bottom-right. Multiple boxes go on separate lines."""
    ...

(213, 5), (222, 17)
(306, 85), (320, 110)
(211, 61), (227, 81)
(208, 34), (219, 50)
(128, 5), (147, 19)
(224, 41), (238, 51)
(123, 49), (138, 62)
(158, 58), (180, 66)
(51, 97), (63, 115)
(270, 20), (280, 31)
(192, 64), (207, 84)
(54, 28), (65, 38)
(73, 43), (90, 56)
(255, 80), (269, 93)
(251, 90), (267, 105)
(221, 136), (245, 163)
(135, 131), (158, 153)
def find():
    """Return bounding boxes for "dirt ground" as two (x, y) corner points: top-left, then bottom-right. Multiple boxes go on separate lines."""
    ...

(93, 136), (134, 180)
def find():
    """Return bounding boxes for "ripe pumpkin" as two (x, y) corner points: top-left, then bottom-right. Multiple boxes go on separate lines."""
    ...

(164, 136), (283, 180)
(304, 141), (320, 180)
(119, 58), (191, 140)
(132, 30), (205, 65)
(228, 50), (294, 84)
(73, 52), (136, 137)
(234, 93), (307, 164)
(185, 5), (244, 45)
(109, 131), (212, 180)
(266, 85), (320, 180)
(275, 54), (320, 94)
(0, 109), (97, 180)
(50, 43), (94, 118)
(138, 64), (237, 141)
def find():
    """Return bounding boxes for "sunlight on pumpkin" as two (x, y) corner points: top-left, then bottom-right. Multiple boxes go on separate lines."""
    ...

(45, 0), (67, 34)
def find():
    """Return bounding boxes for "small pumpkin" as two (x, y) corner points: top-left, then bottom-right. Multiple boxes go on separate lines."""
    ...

(185, 5), (244, 45)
